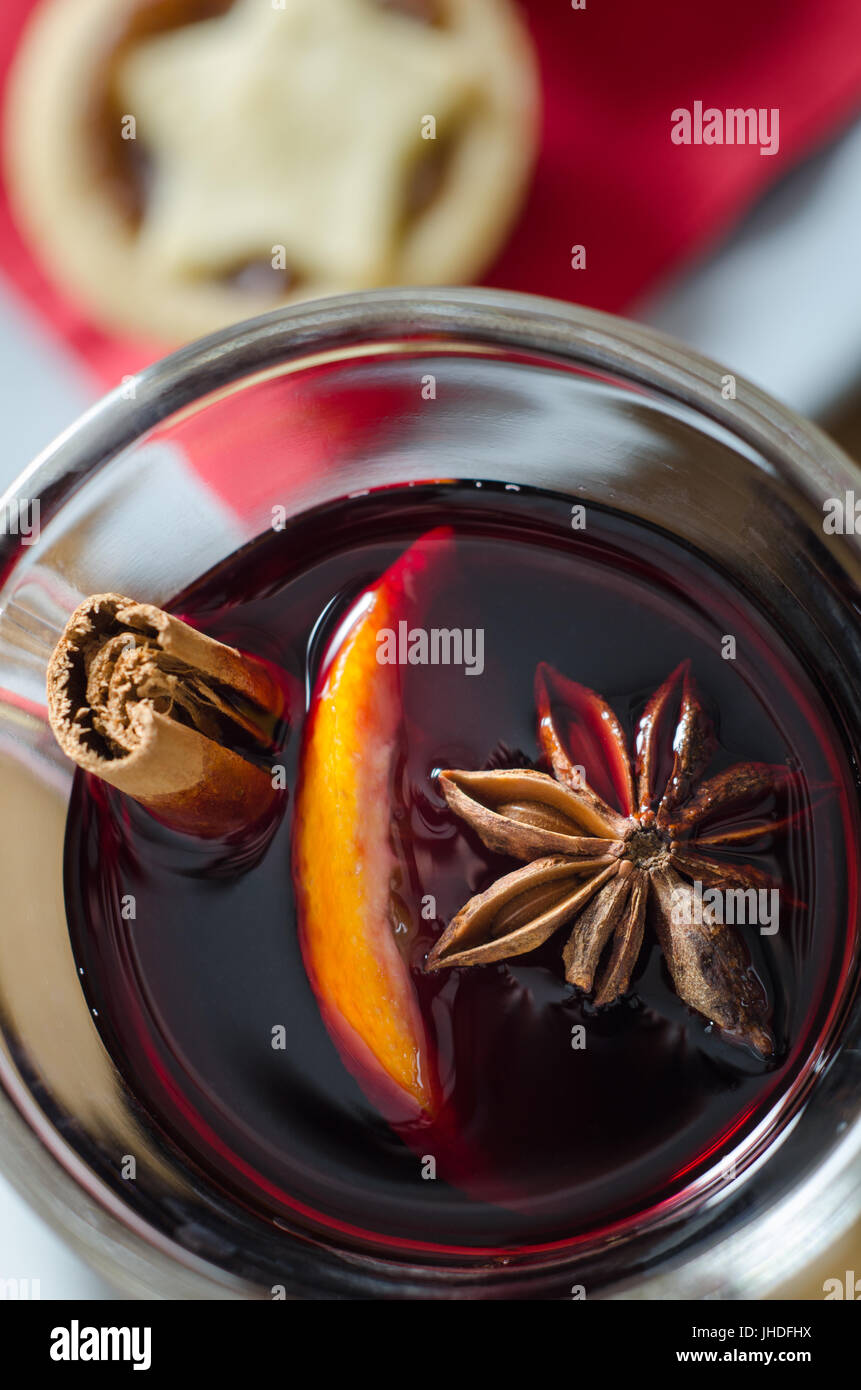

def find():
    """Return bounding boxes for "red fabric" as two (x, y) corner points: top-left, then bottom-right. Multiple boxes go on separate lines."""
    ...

(490, 0), (861, 310)
(2, 0), (861, 389)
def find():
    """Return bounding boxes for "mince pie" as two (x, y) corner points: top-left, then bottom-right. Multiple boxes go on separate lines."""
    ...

(6, 0), (539, 342)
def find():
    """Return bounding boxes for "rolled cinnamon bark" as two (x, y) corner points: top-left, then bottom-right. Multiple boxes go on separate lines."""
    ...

(47, 593), (285, 837)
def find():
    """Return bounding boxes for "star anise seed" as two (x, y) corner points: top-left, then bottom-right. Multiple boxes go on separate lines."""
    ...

(426, 661), (811, 1058)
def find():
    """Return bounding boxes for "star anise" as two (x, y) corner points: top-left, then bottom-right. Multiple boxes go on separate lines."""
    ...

(426, 662), (806, 1057)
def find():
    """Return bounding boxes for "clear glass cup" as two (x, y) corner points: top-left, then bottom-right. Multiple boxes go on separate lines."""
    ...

(0, 289), (858, 1299)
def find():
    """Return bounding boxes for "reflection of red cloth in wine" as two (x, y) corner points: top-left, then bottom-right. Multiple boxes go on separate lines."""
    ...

(2, 0), (861, 505)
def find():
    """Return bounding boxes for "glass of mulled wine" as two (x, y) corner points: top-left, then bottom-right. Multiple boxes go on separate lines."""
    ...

(0, 290), (858, 1300)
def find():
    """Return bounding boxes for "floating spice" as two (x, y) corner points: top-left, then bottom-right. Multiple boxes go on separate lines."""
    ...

(427, 661), (809, 1057)
(47, 593), (285, 837)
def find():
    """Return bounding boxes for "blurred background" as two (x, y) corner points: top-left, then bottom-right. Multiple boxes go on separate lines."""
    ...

(1, 0), (860, 1297)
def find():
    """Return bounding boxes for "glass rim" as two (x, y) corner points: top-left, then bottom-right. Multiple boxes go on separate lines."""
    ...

(4, 286), (861, 544)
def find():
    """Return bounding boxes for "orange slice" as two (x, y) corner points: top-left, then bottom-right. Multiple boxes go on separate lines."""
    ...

(293, 530), (451, 1122)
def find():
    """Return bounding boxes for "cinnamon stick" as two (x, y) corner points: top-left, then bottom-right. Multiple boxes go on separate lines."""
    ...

(47, 593), (285, 837)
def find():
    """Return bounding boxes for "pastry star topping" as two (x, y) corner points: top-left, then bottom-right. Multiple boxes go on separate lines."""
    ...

(119, 0), (491, 282)
(427, 662), (807, 1057)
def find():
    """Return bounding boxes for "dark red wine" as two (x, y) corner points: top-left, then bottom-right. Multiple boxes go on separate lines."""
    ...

(65, 482), (857, 1255)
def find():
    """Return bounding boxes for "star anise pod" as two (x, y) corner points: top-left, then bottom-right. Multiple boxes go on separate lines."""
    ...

(426, 662), (806, 1057)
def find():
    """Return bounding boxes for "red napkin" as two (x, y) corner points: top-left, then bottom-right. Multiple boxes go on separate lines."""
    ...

(2, 0), (861, 389)
(491, 0), (861, 310)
